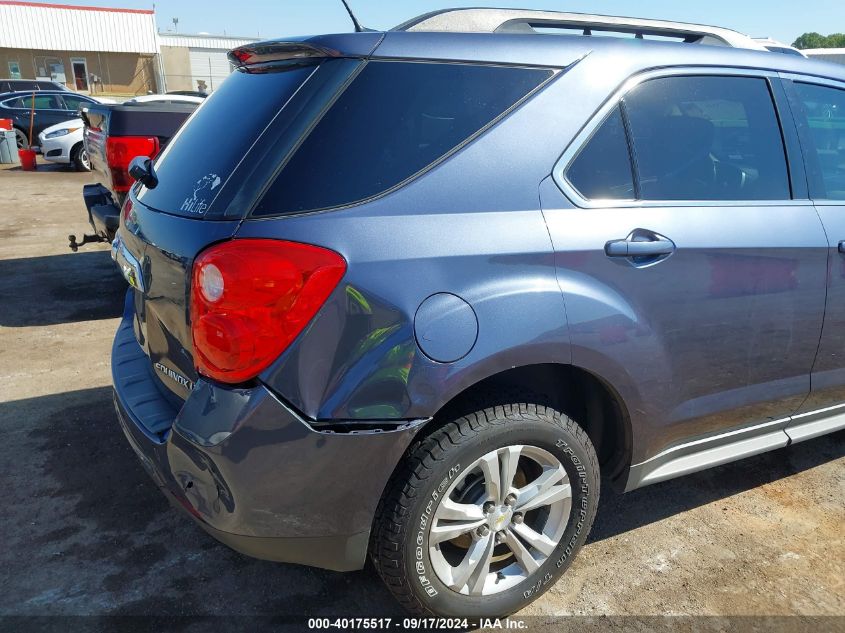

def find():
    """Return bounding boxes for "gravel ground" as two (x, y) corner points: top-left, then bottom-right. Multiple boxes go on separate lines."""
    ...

(0, 163), (842, 632)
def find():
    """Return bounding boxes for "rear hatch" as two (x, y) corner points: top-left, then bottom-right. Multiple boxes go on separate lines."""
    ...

(117, 47), (374, 401)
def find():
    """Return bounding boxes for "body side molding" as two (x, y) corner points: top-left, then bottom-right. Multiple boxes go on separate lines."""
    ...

(627, 402), (845, 490)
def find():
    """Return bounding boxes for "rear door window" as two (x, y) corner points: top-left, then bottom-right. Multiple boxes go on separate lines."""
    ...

(61, 95), (93, 112)
(253, 61), (553, 216)
(623, 76), (790, 201)
(793, 82), (845, 200)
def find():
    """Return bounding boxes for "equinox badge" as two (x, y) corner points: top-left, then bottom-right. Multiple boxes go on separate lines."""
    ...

(154, 362), (194, 391)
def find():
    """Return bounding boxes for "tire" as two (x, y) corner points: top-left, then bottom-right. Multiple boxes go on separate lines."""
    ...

(14, 128), (28, 150)
(71, 143), (91, 172)
(371, 403), (600, 617)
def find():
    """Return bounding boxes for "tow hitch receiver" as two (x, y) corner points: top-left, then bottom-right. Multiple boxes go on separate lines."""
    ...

(68, 233), (108, 252)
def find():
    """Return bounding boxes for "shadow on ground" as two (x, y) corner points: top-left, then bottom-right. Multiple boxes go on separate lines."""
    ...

(0, 387), (399, 624)
(1, 384), (843, 624)
(0, 250), (125, 326)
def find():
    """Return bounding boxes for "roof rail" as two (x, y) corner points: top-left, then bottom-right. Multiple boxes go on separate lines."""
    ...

(393, 8), (768, 51)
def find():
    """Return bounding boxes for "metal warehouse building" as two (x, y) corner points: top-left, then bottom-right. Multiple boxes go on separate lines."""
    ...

(158, 33), (259, 93)
(0, 1), (259, 95)
(804, 48), (845, 66)
(0, 0), (160, 94)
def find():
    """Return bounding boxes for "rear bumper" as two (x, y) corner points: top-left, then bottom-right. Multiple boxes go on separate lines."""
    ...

(82, 183), (120, 241)
(111, 291), (426, 571)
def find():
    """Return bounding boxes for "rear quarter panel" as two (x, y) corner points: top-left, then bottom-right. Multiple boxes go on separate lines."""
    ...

(238, 65), (615, 421)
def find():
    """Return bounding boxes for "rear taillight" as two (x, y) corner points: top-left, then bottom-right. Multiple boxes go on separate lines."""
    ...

(106, 136), (160, 193)
(190, 239), (346, 384)
(121, 198), (134, 225)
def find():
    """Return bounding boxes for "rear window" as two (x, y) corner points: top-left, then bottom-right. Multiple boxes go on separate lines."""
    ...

(135, 62), (320, 215)
(253, 61), (553, 216)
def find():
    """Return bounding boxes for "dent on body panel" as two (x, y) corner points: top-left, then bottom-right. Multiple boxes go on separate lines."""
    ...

(307, 255), (568, 421)
(263, 279), (418, 421)
(256, 203), (567, 421)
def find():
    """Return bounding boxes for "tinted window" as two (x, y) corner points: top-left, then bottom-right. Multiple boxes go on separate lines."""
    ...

(794, 82), (845, 200)
(566, 106), (634, 199)
(61, 95), (92, 111)
(10, 94), (63, 110)
(254, 61), (552, 215)
(5, 80), (39, 91)
(136, 62), (320, 215)
(624, 76), (790, 200)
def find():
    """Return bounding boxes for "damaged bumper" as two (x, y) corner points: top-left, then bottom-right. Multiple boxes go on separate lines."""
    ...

(111, 291), (427, 571)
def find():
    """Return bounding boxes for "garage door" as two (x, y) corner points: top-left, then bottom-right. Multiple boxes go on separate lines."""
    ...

(188, 48), (233, 92)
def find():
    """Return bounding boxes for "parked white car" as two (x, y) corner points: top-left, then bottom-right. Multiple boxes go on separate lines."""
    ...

(123, 94), (205, 105)
(38, 117), (90, 171)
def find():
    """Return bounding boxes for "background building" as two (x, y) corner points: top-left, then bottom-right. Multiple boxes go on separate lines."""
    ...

(804, 48), (845, 66)
(0, 1), (160, 94)
(0, 1), (259, 95)
(159, 33), (259, 93)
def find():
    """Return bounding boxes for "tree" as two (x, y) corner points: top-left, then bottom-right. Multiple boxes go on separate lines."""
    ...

(793, 32), (845, 49)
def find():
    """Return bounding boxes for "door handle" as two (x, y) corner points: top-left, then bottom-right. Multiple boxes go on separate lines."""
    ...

(605, 235), (676, 258)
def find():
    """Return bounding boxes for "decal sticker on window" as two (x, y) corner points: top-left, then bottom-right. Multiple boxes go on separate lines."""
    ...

(181, 173), (221, 214)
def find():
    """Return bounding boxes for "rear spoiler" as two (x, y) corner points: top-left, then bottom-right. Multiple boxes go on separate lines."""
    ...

(229, 33), (383, 68)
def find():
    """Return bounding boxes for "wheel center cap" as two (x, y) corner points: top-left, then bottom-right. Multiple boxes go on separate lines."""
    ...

(490, 506), (512, 530)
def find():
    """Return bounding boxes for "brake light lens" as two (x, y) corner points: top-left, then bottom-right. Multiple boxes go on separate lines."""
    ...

(106, 136), (160, 193)
(121, 198), (135, 226)
(190, 239), (346, 384)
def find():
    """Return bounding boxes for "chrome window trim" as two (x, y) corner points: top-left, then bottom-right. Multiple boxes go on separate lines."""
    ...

(779, 72), (845, 206)
(553, 65), (804, 209)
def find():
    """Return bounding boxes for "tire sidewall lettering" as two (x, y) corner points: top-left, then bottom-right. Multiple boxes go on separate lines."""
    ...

(415, 462), (462, 598)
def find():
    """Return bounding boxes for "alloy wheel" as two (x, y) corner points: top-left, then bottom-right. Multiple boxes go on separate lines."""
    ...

(428, 445), (572, 596)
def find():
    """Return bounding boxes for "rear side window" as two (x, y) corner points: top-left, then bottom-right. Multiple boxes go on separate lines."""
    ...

(253, 61), (553, 216)
(61, 95), (92, 112)
(566, 106), (634, 200)
(793, 82), (845, 200)
(135, 62), (320, 215)
(624, 76), (790, 201)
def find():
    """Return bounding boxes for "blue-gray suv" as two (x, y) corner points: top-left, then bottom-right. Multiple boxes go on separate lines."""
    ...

(110, 8), (845, 617)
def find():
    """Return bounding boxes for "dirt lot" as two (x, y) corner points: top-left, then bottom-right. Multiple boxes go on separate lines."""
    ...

(0, 163), (843, 631)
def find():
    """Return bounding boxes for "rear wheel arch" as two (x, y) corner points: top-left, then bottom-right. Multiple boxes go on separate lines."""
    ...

(375, 362), (633, 528)
(432, 363), (632, 486)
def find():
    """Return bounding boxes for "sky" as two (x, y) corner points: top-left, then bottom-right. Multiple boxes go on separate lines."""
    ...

(26, 0), (845, 45)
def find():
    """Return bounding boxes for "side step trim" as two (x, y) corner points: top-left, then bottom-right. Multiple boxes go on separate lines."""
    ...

(787, 406), (845, 443)
(627, 402), (845, 491)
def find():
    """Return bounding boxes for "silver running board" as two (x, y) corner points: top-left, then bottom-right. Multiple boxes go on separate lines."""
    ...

(626, 403), (845, 491)
(787, 404), (845, 443)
